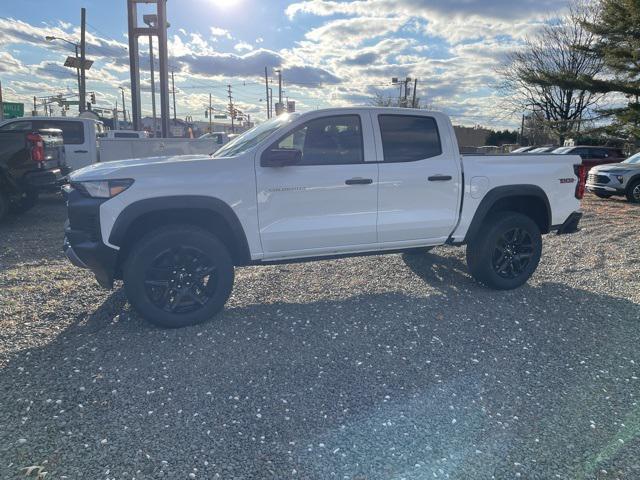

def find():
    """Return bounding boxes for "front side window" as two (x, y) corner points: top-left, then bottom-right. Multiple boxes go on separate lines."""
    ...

(34, 120), (85, 144)
(274, 115), (364, 165)
(0, 121), (32, 131)
(378, 115), (442, 162)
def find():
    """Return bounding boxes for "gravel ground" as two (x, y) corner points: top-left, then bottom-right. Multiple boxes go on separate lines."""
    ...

(0, 193), (639, 480)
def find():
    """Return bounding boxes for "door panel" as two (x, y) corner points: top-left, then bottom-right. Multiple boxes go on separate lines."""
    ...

(256, 113), (379, 255)
(375, 114), (460, 243)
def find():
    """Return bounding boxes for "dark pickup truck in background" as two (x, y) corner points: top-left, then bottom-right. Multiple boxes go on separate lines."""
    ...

(0, 128), (67, 222)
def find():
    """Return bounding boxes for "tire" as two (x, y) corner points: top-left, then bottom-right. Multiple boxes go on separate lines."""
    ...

(404, 246), (434, 256)
(123, 225), (235, 328)
(466, 212), (542, 290)
(594, 192), (612, 199)
(0, 192), (8, 223)
(626, 179), (640, 204)
(10, 188), (38, 213)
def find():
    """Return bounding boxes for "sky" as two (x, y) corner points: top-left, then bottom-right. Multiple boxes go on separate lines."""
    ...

(0, 0), (570, 129)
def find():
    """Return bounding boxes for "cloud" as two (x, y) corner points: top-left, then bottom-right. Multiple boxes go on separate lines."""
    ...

(234, 41), (254, 52)
(210, 26), (232, 39)
(0, 51), (26, 74)
(176, 48), (340, 86)
(343, 52), (379, 66)
(305, 16), (407, 46)
(287, 0), (566, 22)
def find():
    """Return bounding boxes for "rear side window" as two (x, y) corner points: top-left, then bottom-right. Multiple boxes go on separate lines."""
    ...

(0, 121), (32, 131)
(378, 115), (442, 162)
(34, 120), (85, 145)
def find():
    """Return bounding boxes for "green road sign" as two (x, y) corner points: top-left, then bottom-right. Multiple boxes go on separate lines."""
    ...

(3, 102), (24, 119)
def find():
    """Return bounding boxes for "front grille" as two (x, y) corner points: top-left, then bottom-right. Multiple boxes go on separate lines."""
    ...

(588, 173), (610, 185)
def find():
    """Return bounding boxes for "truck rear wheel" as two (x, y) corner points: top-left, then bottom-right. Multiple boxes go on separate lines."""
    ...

(466, 212), (542, 290)
(123, 225), (234, 328)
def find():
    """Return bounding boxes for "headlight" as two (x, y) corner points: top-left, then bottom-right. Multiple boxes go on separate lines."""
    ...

(73, 179), (134, 198)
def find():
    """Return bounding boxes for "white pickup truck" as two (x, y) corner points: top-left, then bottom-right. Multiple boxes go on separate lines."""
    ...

(0, 117), (224, 170)
(63, 107), (584, 328)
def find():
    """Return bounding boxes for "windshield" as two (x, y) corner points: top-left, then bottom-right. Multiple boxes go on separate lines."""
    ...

(212, 114), (295, 158)
(623, 152), (640, 164)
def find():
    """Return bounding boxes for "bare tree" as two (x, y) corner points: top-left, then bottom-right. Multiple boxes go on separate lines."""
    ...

(370, 92), (435, 110)
(497, 1), (604, 144)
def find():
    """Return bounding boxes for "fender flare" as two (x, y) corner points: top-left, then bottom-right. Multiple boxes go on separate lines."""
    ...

(108, 195), (251, 264)
(463, 185), (551, 243)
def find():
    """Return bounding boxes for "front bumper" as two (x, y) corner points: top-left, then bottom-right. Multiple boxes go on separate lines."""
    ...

(586, 183), (625, 195)
(63, 189), (118, 289)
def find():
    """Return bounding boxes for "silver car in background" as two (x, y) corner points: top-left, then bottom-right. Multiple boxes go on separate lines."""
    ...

(586, 152), (640, 203)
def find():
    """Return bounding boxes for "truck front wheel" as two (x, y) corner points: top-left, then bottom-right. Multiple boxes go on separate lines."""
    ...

(466, 212), (542, 290)
(123, 225), (234, 328)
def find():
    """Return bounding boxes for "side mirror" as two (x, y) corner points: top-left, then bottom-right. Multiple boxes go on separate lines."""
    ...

(261, 148), (302, 167)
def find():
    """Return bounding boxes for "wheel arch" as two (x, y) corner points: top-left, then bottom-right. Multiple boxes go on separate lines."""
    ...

(463, 185), (551, 244)
(109, 196), (252, 269)
(626, 174), (640, 190)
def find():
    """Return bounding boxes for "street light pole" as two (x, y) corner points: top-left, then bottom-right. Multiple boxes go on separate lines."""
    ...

(46, 35), (82, 112)
(79, 7), (87, 112)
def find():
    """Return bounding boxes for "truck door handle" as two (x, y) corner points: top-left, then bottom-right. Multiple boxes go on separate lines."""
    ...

(345, 178), (373, 185)
(74, 150), (88, 153)
(428, 175), (452, 182)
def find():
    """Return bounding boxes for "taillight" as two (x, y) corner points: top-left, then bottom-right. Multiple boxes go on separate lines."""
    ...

(574, 164), (587, 200)
(27, 133), (45, 162)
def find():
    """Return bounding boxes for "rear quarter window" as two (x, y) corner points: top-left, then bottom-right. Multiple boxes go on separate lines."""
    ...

(378, 115), (442, 162)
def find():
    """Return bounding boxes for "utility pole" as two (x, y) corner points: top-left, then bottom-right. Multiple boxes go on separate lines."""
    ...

(227, 84), (235, 134)
(275, 68), (283, 114)
(32, 96), (37, 116)
(0, 80), (4, 122)
(520, 113), (526, 145)
(120, 87), (127, 124)
(402, 77), (411, 108)
(149, 34), (157, 137)
(171, 70), (177, 121)
(79, 7), (87, 113)
(269, 87), (273, 118)
(411, 78), (418, 108)
(208, 93), (212, 133)
(264, 66), (270, 119)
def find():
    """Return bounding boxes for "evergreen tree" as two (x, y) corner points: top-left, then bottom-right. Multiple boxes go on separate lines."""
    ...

(530, 0), (640, 144)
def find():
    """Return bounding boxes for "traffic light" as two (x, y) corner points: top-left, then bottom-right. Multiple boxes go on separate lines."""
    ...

(205, 109), (208, 118)
(90, 92), (96, 104)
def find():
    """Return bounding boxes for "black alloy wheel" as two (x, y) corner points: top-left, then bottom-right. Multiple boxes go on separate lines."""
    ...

(466, 212), (542, 290)
(123, 225), (234, 328)
(144, 246), (218, 314)
(491, 227), (534, 279)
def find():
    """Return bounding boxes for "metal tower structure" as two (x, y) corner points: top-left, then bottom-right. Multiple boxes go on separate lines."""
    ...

(127, 0), (170, 137)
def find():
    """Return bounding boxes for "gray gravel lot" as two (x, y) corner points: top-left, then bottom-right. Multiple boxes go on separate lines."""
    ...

(0, 194), (639, 480)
